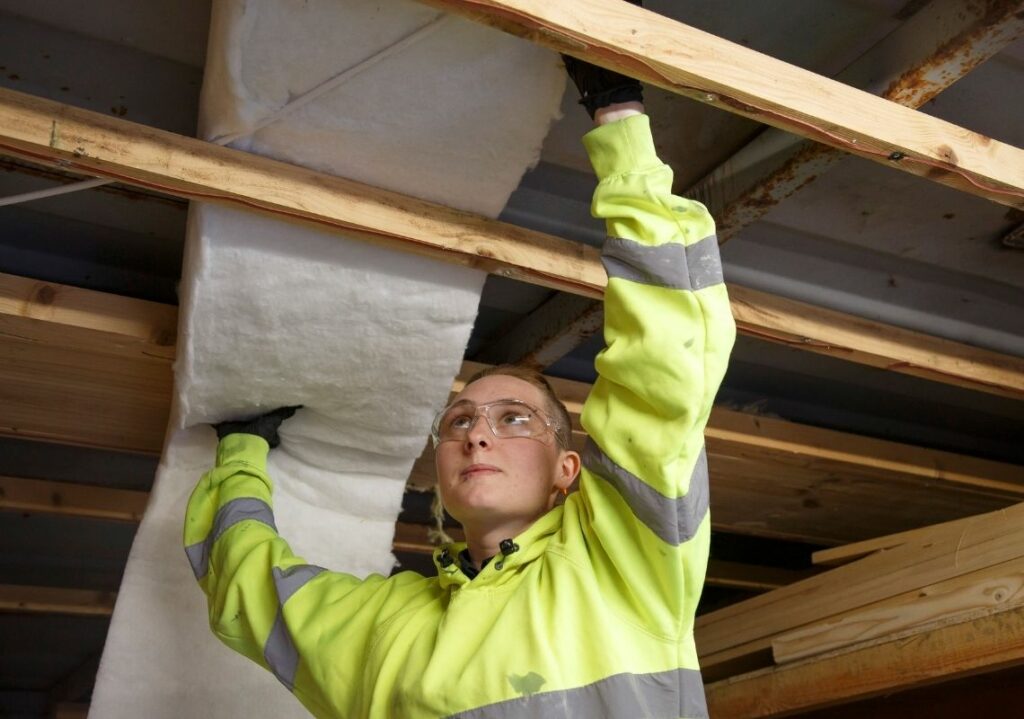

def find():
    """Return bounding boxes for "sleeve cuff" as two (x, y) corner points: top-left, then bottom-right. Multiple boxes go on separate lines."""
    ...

(216, 433), (270, 468)
(582, 114), (662, 180)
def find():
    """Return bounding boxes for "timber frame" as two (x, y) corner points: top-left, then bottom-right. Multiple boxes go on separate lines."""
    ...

(1, 90), (1023, 399)
(1, 1), (1024, 715)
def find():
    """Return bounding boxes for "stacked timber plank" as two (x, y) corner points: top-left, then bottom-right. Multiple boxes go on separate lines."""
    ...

(700, 501), (1024, 717)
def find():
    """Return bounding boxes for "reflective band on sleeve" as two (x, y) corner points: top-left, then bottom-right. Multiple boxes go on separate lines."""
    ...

(273, 564), (326, 606)
(446, 667), (707, 719)
(602, 235), (723, 291)
(264, 609), (300, 691)
(582, 439), (709, 547)
(184, 497), (277, 580)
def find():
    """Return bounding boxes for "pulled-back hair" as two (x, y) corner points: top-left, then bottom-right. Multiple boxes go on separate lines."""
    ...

(465, 365), (573, 449)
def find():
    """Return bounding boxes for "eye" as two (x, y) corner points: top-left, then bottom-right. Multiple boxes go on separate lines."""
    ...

(445, 410), (474, 431)
(499, 411), (532, 426)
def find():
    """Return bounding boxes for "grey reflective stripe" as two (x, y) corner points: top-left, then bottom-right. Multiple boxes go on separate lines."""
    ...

(583, 438), (709, 547)
(273, 564), (325, 606)
(183, 497), (277, 580)
(264, 610), (300, 691)
(263, 565), (326, 692)
(447, 667), (707, 719)
(602, 235), (723, 291)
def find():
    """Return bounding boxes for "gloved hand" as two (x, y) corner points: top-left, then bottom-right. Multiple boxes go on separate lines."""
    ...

(562, 0), (644, 119)
(212, 406), (302, 448)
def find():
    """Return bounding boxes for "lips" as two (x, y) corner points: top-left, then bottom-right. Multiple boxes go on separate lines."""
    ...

(460, 463), (501, 479)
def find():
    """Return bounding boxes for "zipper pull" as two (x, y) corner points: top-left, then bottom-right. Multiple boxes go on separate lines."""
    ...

(495, 538), (520, 570)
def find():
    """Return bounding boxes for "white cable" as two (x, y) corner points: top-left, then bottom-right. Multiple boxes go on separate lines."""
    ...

(0, 177), (110, 207)
(0, 14), (449, 208)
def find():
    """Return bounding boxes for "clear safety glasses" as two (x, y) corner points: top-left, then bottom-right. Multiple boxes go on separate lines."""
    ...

(431, 399), (559, 447)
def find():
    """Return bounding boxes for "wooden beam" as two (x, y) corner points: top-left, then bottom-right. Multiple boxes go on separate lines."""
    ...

(2, 96), (1023, 398)
(473, 293), (602, 368)
(0, 272), (176, 363)
(2, 272), (1020, 539)
(705, 603), (1024, 718)
(728, 284), (1024, 400)
(0, 476), (148, 522)
(0, 584), (115, 616)
(703, 561), (815, 594)
(486, 0), (1024, 368)
(771, 558), (1024, 664)
(0, 271), (175, 452)
(419, 0), (1024, 208)
(706, 407), (1024, 498)
(52, 704), (89, 719)
(812, 510), (997, 567)
(695, 501), (1024, 670)
(0, 88), (606, 299)
(691, 0), (1024, 242)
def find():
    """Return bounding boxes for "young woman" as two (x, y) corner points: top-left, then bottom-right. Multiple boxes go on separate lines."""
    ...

(185, 50), (735, 719)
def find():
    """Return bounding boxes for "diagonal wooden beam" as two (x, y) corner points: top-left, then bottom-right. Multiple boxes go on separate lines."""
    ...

(419, 0), (1024, 208)
(2, 93), (1023, 397)
(479, 0), (1024, 368)
(692, 0), (1024, 242)
(0, 88), (606, 299)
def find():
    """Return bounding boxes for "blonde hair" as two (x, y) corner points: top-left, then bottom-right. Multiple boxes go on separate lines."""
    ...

(465, 364), (573, 449)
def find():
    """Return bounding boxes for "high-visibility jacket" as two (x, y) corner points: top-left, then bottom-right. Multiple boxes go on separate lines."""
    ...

(184, 114), (736, 719)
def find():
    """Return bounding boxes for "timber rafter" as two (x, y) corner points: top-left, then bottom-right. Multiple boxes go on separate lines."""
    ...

(1, 93), (1023, 398)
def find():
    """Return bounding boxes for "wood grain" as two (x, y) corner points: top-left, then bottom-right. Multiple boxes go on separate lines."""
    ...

(695, 502), (1024, 661)
(2, 92), (1023, 397)
(0, 584), (116, 616)
(705, 603), (1024, 717)
(420, 0), (1024, 209)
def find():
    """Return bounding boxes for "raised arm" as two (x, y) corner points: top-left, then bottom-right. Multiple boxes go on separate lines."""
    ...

(575, 111), (736, 637)
(184, 420), (426, 716)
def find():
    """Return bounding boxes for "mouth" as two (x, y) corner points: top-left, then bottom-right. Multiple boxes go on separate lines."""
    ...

(460, 464), (501, 480)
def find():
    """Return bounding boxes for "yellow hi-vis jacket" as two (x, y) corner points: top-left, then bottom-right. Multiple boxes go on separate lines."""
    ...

(184, 114), (736, 719)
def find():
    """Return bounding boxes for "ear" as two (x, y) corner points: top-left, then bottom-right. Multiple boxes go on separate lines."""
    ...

(555, 449), (581, 491)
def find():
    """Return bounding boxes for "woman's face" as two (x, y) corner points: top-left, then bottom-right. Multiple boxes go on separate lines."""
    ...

(434, 375), (578, 529)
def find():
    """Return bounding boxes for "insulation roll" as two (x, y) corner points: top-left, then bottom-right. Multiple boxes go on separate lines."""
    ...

(90, 1), (564, 715)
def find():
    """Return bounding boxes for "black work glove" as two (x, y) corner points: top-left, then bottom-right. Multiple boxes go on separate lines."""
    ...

(562, 0), (644, 119)
(213, 406), (301, 449)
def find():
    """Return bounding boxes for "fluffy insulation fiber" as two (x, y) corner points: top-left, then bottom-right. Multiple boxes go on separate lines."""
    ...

(90, 1), (564, 716)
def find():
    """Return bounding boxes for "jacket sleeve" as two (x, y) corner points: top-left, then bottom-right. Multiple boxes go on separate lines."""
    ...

(575, 114), (736, 638)
(183, 433), (419, 716)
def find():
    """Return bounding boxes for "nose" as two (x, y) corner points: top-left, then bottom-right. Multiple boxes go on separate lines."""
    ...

(463, 414), (494, 449)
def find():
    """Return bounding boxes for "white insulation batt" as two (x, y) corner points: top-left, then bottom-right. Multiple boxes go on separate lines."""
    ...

(90, 1), (564, 716)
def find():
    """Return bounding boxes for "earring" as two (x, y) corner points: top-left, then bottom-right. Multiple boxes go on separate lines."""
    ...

(561, 487), (569, 497)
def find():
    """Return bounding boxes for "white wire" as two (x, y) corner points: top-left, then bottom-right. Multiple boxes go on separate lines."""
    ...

(0, 177), (110, 207)
(0, 13), (449, 207)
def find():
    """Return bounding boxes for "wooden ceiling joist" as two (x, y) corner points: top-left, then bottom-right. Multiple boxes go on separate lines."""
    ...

(705, 601), (1024, 718)
(0, 584), (116, 616)
(0, 271), (173, 452)
(692, 0), (1024, 242)
(695, 501), (1024, 675)
(2, 274), (1021, 546)
(0, 475), (148, 522)
(2, 94), (1024, 398)
(418, 0), (1024, 209)
(481, 0), (1024, 370)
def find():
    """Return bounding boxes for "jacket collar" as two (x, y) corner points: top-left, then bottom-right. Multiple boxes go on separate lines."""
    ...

(432, 505), (564, 589)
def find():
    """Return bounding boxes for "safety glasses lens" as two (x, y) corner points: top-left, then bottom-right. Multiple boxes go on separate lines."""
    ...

(434, 401), (545, 443)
